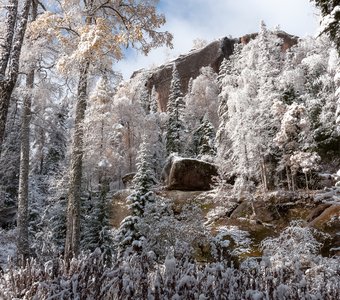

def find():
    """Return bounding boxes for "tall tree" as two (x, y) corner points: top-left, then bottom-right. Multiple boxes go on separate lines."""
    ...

(132, 136), (155, 194)
(116, 137), (155, 255)
(218, 22), (283, 191)
(312, 0), (340, 137)
(0, 0), (32, 152)
(312, 0), (340, 53)
(166, 65), (185, 155)
(30, 0), (172, 262)
(16, 0), (38, 262)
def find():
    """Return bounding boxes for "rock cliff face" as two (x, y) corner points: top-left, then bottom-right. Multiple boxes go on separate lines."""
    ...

(133, 32), (298, 112)
(132, 37), (236, 111)
(240, 31), (298, 51)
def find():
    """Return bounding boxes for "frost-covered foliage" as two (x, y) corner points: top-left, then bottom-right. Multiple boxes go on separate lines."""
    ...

(261, 221), (324, 266)
(81, 191), (114, 262)
(139, 197), (210, 260)
(166, 65), (185, 155)
(217, 22), (283, 191)
(184, 66), (219, 130)
(0, 229), (16, 267)
(1, 245), (339, 300)
(29, 171), (68, 260)
(188, 116), (216, 159)
(212, 226), (252, 259)
(83, 76), (118, 189)
(132, 137), (156, 194)
(217, 22), (339, 192)
(313, 0), (340, 53)
(115, 192), (155, 255)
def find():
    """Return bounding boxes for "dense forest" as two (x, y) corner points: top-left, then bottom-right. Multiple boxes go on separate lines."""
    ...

(0, 0), (339, 299)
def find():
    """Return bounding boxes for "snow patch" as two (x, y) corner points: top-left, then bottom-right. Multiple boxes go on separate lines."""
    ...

(213, 225), (252, 255)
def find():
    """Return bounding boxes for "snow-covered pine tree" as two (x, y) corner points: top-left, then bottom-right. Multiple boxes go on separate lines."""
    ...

(197, 117), (216, 158)
(132, 136), (155, 195)
(187, 116), (216, 159)
(116, 136), (155, 254)
(166, 65), (185, 155)
(81, 191), (113, 262)
(43, 104), (68, 175)
(150, 85), (158, 114)
(139, 82), (150, 114)
(312, 0), (340, 53)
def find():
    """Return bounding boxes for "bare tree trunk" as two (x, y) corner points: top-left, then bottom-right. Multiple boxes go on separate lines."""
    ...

(285, 165), (291, 191)
(0, 0), (18, 77)
(16, 0), (37, 264)
(64, 61), (89, 264)
(0, 0), (31, 152)
(305, 172), (309, 191)
(17, 70), (34, 263)
(260, 156), (268, 192)
(291, 172), (295, 192)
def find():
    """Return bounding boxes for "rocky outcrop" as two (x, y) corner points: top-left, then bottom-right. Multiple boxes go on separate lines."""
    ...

(163, 157), (218, 191)
(135, 31), (298, 112)
(139, 37), (236, 111)
(240, 31), (298, 51)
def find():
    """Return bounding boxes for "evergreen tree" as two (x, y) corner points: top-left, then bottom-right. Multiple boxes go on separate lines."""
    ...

(197, 117), (216, 157)
(166, 65), (185, 155)
(312, 0), (340, 53)
(139, 83), (150, 114)
(132, 137), (155, 195)
(81, 192), (113, 261)
(116, 137), (155, 254)
(188, 116), (216, 158)
(43, 104), (68, 175)
(217, 22), (283, 191)
(150, 85), (158, 114)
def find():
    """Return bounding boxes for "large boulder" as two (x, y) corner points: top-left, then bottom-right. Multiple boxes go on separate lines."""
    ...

(163, 157), (218, 191)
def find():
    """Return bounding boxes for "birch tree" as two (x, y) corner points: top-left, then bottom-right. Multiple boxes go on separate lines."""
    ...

(29, 0), (172, 263)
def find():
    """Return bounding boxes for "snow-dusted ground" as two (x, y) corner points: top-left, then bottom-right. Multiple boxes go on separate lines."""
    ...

(213, 225), (252, 256)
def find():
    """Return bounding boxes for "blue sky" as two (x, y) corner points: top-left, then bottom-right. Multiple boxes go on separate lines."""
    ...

(116, 0), (320, 79)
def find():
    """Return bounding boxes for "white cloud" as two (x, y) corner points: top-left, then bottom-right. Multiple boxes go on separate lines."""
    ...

(116, 0), (320, 79)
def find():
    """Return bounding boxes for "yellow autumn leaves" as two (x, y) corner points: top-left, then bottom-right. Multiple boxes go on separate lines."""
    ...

(26, 0), (166, 74)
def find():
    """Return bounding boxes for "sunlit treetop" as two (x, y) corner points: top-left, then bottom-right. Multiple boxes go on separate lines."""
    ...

(28, 0), (173, 72)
